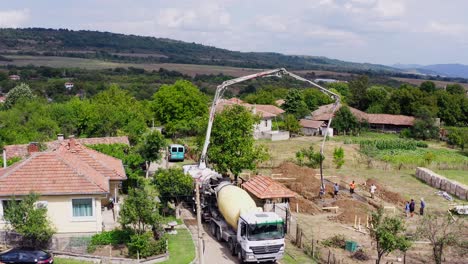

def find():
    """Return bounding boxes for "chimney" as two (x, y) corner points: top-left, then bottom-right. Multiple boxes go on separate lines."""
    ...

(27, 142), (40, 155)
(68, 135), (76, 151)
(2, 148), (6, 169)
(57, 134), (64, 141)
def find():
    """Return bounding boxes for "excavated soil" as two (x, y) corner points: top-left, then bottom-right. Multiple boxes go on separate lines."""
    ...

(332, 199), (371, 224)
(289, 196), (321, 214)
(273, 162), (334, 199)
(366, 179), (405, 205)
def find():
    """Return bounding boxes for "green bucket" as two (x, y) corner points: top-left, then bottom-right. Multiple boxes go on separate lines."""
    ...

(345, 241), (357, 252)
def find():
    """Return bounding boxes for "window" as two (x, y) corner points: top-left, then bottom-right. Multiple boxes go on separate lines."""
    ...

(72, 198), (93, 217)
(240, 222), (246, 237)
(171, 147), (177, 152)
(178, 147), (184, 153)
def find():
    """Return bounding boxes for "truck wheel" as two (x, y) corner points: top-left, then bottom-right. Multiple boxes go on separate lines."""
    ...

(216, 227), (222, 241)
(228, 239), (236, 256)
(210, 222), (216, 236)
(237, 250), (245, 264)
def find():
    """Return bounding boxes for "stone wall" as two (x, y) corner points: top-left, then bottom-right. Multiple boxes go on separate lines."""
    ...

(415, 167), (467, 200)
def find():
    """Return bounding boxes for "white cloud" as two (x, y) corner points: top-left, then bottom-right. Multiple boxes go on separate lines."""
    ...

(0, 9), (30, 28)
(426, 21), (466, 36)
(374, 0), (406, 18)
(156, 2), (230, 32)
(255, 16), (287, 33)
(305, 26), (367, 47)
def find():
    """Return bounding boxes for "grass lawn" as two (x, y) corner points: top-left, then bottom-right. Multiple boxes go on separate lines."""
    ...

(160, 228), (195, 264)
(281, 240), (316, 264)
(54, 257), (94, 264)
(434, 170), (468, 185)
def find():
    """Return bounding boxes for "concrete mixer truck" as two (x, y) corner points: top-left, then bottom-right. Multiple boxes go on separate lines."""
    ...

(184, 165), (285, 263)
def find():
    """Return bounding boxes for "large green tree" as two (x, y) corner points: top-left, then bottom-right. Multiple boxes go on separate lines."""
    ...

(302, 89), (333, 111)
(370, 208), (411, 264)
(153, 168), (193, 203)
(3, 193), (55, 247)
(332, 106), (360, 135)
(365, 86), (389, 113)
(119, 182), (161, 235)
(348, 75), (369, 110)
(151, 80), (208, 137)
(282, 89), (309, 118)
(420, 81), (437, 93)
(207, 105), (269, 180)
(4, 83), (36, 109)
(138, 130), (167, 178)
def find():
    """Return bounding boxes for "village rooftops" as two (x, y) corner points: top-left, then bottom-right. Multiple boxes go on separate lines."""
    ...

(242, 175), (296, 200)
(4, 136), (129, 159)
(299, 119), (325, 129)
(0, 139), (126, 196)
(311, 103), (415, 127)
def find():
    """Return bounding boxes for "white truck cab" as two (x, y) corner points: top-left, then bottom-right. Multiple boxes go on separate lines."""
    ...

(237, 212), (285, 263)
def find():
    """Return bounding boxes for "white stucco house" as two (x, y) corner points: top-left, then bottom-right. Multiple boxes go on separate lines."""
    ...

(216, 98), (289, 140)
(0, 138), (127, 234)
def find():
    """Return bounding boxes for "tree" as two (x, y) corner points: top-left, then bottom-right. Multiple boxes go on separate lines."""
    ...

(370, 208), (411, 264)
(295, 145), (324, 169)
(280, 114), (301, 134)
(151, 80), (208, 137)
(327, 82), (350, 103)
(445, 84), (465, 95)
(348, 75), (369, 110)
(153, 168), (194, 203)
(302, 89), (332, 111)
(417, 213), (466, 264)
(3, 193), (55, 247)
(4, 83), (36, 109)
(420, 81), (437, 93)
(282, 89), (309, 118)
(138, 130), (167, 178)
(207, 105), (269, 181)
(333, 147), (345, 169)
(410, 108), (439, 140)
(119, 182), (161, 235)
(332, 106), (360, 135)
(243, 90), (276, 105)
(365, 86), (389, 113)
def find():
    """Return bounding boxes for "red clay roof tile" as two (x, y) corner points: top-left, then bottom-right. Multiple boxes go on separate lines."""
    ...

(242, 175), (296, 199)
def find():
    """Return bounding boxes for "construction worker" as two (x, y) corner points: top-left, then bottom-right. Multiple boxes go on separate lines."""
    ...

(370, 183), (377, 199)
(349, 180), (355, 194)
(409, 199), (415, 217)
(420, 198), (426, 215)
(333, 183), (339, 198)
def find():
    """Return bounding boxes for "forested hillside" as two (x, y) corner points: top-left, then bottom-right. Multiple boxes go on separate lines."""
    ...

(0, 28), (399, 72)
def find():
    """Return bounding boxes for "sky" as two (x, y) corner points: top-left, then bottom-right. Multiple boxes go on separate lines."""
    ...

(0, 0), (467, 65)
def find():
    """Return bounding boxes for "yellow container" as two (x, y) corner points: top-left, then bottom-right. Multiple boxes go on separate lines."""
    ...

(217, 184), (260, 230)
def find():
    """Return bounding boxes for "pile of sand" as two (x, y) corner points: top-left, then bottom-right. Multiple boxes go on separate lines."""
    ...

(332, 199), (371, 224)
(289, 196), (321, 215)
(273, 162), (332, 199)
(366, 179), (405, 205)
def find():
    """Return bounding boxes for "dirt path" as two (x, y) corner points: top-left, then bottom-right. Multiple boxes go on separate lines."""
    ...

(180, 207), (237, 264)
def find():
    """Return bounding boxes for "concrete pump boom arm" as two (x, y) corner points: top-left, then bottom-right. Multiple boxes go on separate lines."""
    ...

(198, 67), (341, 179)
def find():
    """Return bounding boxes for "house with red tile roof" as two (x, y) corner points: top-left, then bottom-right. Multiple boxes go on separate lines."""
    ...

(310, 103), (415, 133)
(216, 98), (289, 140)
(242, 175), (296, 201)
(0, 138), (126, 234)
(299, 119), (325, 136)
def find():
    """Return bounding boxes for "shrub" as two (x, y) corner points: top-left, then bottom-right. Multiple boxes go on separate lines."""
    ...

(322, 234), (346, 248)
(127, 232), (166, 258)
(87, 229), (133, 253)
(352, 249), (370, 261)
(333, 147), (345, 169)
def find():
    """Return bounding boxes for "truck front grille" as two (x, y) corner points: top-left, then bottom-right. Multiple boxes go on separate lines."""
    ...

(250, 244), (283, 255)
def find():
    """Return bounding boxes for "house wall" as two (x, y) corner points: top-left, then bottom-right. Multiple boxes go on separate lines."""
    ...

(301, 127), (319, 136)
(0, 194), (104, 234)
(254, 118), (272, 133)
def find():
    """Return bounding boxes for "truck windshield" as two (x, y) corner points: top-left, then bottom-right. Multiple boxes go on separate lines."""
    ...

(247, 223), (284, 241)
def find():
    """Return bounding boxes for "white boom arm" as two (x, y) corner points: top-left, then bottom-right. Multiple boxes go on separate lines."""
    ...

(199, 67), (340, 185)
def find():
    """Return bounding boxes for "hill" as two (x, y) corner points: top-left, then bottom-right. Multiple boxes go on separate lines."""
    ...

(393, 63), (468, 78)
(0, 28), (400, 73)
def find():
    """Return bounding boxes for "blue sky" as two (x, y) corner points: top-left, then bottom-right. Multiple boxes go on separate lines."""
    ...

(1, 0), (467, 65)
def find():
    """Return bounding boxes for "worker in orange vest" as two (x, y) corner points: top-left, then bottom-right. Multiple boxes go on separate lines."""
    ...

(349, 180), (356, 194)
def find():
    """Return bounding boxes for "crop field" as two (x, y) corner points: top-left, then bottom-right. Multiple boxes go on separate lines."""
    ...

(0, 55), (263, 76)
(391, 77), (468, 89)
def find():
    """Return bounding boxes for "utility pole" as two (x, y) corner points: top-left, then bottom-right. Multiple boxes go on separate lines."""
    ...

(195, 181), (204, 264)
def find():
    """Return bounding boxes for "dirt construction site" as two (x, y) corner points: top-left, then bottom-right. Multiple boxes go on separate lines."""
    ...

(253, 136), (468, 264)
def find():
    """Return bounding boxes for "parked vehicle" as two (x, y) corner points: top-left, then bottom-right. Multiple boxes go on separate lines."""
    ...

(168, 144), (185, 162)
(185, 165), (285, 263)
(0, 248), (53, 264)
